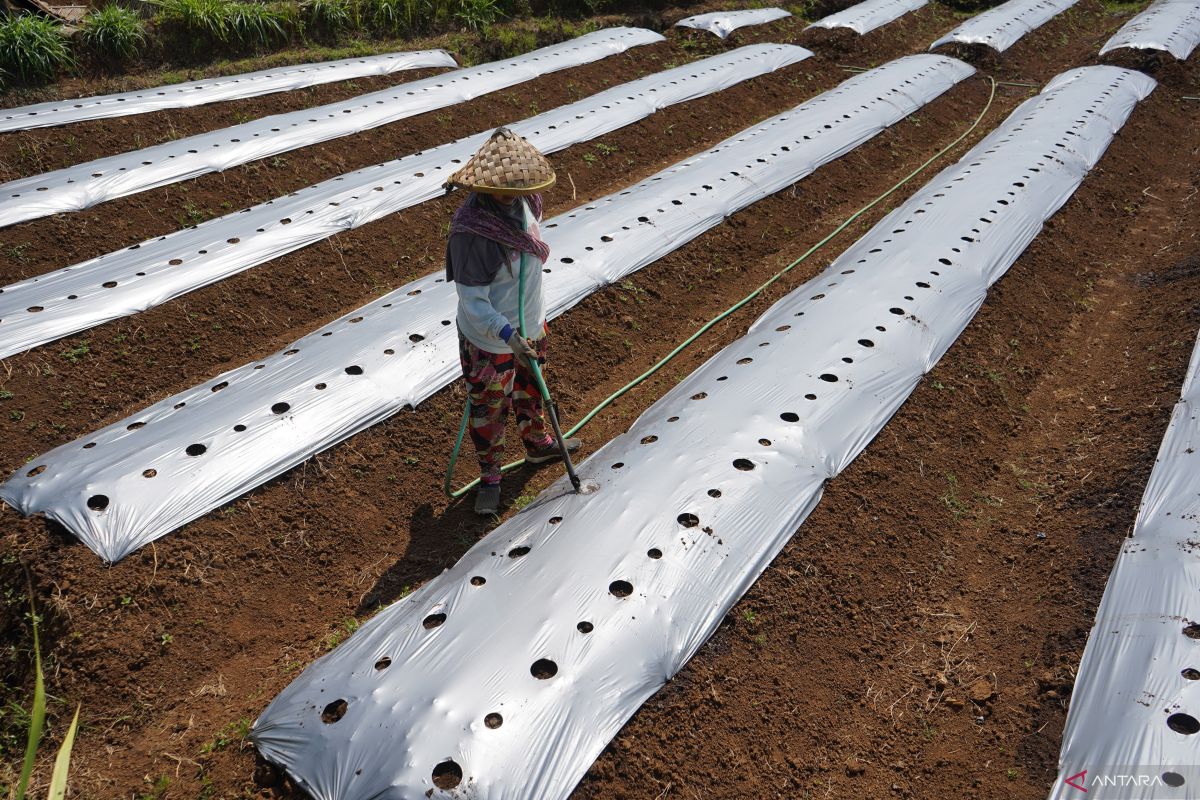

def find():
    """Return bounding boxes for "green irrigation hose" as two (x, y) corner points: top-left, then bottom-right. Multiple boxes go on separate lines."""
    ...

(444, 76), (999, 499)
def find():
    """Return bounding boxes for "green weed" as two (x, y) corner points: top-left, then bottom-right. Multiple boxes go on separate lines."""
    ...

(486, 26), (536, 58)
(454, 0), (502, 32)
(11, 591), (82, 800)
(200, 717), (251, 753)
(0, 13), (75, 86)
(941, 472), (968, 519)
(177, 200), (210, 226)
(302, 0), (357, 38)
(227, 2), (293, 49)
(81, 5), (147, 63)
(363, 0), (423, 33)
(1099, 0), (1142, 11)
(322, 617), (360, 650)
(153, 0), (291, 54)
(60, 342), (90, 364)
(138, 774), (171, 800)
(5, 243), (30, 263)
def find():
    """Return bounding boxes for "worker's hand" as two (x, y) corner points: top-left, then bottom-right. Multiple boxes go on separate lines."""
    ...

(508, 333), (537, 367)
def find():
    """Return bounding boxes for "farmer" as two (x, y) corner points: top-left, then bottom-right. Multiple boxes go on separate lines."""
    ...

(444, 127), (582, 515)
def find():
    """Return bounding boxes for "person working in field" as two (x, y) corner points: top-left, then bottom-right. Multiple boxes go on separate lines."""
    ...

(444, 128), (583, 515)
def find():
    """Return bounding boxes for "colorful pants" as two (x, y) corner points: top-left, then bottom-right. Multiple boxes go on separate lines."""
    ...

(458, 332), (553, 484)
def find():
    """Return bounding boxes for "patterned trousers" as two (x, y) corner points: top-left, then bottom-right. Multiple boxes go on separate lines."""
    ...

(458, 332), (553, 484)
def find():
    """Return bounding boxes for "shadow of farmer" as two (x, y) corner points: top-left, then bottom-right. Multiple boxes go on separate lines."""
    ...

(355, 464), (545, 616)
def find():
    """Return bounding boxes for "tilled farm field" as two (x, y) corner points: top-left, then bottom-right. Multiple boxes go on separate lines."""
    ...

(1, 2), (1198, 799)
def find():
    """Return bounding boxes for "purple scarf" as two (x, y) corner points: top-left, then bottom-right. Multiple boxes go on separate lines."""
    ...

(450, 193), (551, 264)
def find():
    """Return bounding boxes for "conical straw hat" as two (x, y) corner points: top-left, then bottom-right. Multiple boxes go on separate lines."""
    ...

(446, 127), (556, 196)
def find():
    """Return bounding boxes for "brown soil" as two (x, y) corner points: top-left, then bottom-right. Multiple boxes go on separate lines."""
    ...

(2, 2), (1197, 799)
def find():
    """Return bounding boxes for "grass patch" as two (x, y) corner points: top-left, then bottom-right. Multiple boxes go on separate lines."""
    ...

(454, 0), (503, 31)
(303, 0), (358, 38)
(363, 0), (424, 34)
(152, 0), (294, 56)
(1098, 0), (1144, 11)
(0, 13), (74, 87)
(81, 4), (147, 63)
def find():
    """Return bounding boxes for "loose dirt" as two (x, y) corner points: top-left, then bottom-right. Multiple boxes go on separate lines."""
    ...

(1, 2), (1196, 799)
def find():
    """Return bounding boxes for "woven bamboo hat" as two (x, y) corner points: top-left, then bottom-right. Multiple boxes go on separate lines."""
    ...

(446, 127), (556, 196)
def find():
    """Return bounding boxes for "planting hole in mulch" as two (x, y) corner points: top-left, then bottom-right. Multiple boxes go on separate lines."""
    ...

(1182, 668), (1200, 680)
(374, 657), (391, 670)
(1163, 772), (1186, 788)
(87, 494), (109, 511)
(647, 548), (663, 559)
(677, 513), (699, 528)
(509, 546), (530, 558)
(431, 760), (463, 789)
(320, 699), (347, 724)
(422, 613), (446, 630)
(531, 659), (558, 679)
(1183, 624), (1200, 640)
(609, 580), (633, 598)
(1167, 713), (1200, 735)
(577, 621), (594, 634)
(485, 713), (503, 729)
(733, 459), (755, 471)
(470, 576), (486, 586)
